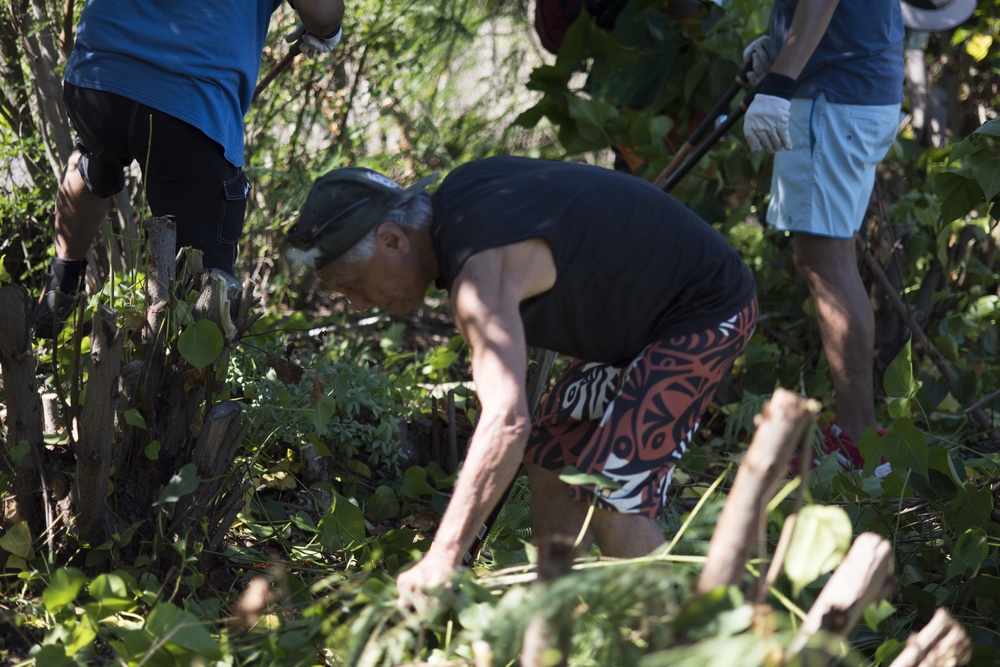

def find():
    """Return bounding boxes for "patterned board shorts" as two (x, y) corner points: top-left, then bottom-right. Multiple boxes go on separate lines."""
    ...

(525, 297), (757, 519)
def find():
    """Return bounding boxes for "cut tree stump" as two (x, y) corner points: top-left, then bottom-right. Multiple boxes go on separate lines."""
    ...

(697, 388), (819, 594)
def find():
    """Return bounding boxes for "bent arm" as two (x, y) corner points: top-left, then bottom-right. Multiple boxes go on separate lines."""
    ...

(770, 0), (841, 80)
(422, 248), (533, 569)
(290, 0), (344, 37)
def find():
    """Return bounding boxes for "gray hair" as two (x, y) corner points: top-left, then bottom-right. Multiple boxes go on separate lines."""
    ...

(336, 191), (433, 264)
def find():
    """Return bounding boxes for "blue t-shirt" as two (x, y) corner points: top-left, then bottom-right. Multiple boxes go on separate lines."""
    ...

(64, 0), (284, 167)
(770, 0), (905, 105)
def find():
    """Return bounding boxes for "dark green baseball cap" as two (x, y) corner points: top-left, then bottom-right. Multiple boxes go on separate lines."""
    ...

(286, 167), (439, 268)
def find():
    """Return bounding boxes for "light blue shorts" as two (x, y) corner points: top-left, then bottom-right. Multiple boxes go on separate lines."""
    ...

(767, 94), (900, 239)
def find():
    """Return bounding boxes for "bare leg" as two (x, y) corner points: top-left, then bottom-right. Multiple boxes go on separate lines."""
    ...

(527, 463), (592, 549)
(55, 150), (110, 260)
(791, 232), (877, 442)
(34, 151), (110, 337)
(527, 463), (665, 558)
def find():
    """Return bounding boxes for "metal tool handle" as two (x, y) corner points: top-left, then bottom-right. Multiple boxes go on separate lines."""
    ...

(253, 40), (302, 102)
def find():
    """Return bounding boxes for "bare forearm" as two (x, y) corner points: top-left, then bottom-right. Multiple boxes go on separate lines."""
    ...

(771, 0), (841, 80)
(428, 416), (529, 567)
(291, 0), (344, 36)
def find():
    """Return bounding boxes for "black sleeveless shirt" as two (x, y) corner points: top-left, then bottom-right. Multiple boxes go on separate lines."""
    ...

(431, 156), (756, 365)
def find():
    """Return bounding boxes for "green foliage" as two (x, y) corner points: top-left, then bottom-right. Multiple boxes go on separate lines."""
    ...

(930, 119), (1000, 222)
(5, 1), (1000, 665)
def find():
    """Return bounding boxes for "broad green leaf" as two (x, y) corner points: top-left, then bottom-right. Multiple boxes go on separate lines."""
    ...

(639, 634), (777, 667)
(863, 599), (896, 631)
(145, 602), (221, 657)
(319, 490), (367, 551)
(144, 439), (160, 460)
(0, 521), (34, 559)
(366, 485), (402, 523)
(945, 528), (988, 582)
(934, 169), (985, 222)
(880, 419), (929, 480)
(28, 645), (73, 667)
(310, 394), (338, 436)
(42, 567), (86, 611)
(399, 466), (438, 499)
(972, 118), (1000, 138)
(123, 409), (146, 429)
(86, 572), (136, 617)
(971, 156), (1000, 203)
(883, 339), (917, 419)
(44, 615), (97, 655)
(177, 319), (224, 370)
(783, 505), (853, 597)
(152, 463), (201, 507)
(649, 114), (673, 140)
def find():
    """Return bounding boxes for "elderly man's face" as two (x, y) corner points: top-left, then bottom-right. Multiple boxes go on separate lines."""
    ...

(315, 224), (425, 314)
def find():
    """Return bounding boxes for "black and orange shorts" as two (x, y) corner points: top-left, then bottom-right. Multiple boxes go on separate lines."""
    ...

(525, 297), (757, 519)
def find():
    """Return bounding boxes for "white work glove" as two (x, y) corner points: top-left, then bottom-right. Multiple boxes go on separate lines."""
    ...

(743, 93), (792, 152)
(285, 23), (343, 57)
(741, 35), (772, 87)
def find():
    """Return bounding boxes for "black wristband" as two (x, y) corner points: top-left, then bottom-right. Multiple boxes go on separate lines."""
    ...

(757, 72), (797, 100)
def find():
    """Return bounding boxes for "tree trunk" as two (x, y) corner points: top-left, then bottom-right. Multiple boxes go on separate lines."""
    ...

(22, 0), (73, 172)
(73, 306), (121, 545)
(0, 285), (45, 534)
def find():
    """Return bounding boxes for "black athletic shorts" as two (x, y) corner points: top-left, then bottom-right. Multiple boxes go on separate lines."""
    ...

(63, 83), (249, 274)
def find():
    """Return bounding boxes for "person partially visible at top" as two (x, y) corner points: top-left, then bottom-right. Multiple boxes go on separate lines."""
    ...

(283, 155), (757, 608)
(740, 0), (904, 467)
(35, 0), (345, 339)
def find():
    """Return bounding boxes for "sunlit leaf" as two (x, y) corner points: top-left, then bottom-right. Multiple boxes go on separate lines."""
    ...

(42, 567), (86, 611)
(0, 521), (34, 560)
(152, 463), (201, 507)
(783, 505), (853, 597)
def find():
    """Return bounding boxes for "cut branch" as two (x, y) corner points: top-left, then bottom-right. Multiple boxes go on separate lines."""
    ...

(697, 388), (819, 594)
(785, 532), (895, 661)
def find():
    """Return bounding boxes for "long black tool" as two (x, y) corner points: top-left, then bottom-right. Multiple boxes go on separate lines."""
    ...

(253, 40), (302, 102)
(653, 61), (757, 192)
(657, 88), (757, 192)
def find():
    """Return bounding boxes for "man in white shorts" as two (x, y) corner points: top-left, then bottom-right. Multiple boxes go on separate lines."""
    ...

(741, 0), (904, 467)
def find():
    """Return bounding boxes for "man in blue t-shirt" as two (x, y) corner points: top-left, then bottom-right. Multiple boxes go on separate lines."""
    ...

(741, 0), (904, 467)
(35, 0), (344, 339)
